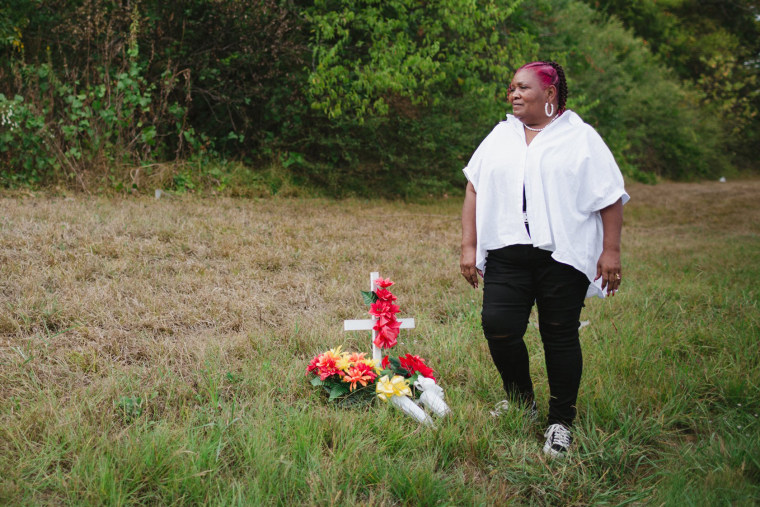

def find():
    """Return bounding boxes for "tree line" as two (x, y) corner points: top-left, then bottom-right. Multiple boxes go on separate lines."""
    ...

(1, 0), (758, 196)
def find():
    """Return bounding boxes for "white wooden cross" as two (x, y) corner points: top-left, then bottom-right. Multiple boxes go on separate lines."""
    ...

(343, 271), (416, 361)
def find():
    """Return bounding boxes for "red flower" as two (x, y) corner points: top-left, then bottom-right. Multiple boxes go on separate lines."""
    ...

(373, 329), (397, 349)
(374, 277), (394, 288)
(374, 312), (396, 329)
(374, 316), (401, 334)
(353, 361), (377, 380)
(399, 354), (436, 381)
(314, 351), (344, 380)
(375, 288), (397, 302)
(306, 354), (320, 375)
(318, 365), (342, 380)
(373, 319), (401, 349)
(381, 355), (390, 369)
(369, 300), (400, 318)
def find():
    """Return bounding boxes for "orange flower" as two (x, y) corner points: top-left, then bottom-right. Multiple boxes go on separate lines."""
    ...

(342, 366), (375, 391)
(346, 352), (367, 364)
(318, 346), (343, 366)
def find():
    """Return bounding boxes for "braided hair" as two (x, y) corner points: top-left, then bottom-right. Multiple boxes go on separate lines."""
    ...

(518, 61), (568, 113)
(546, 61), (568, 113)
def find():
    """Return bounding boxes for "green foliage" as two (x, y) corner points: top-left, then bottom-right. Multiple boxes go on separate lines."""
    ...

(133, 0), (307, 154)
(0, 59), (189, 186)
(361, 290), (379, 306)
(381, 356), (421, 387)
(0, 0), (305, 189)
(0, 9), (16, 48)
(533, 0), (726, 179)
(294, 0), (536, 195)
(309, 371), (377, 406)
(0, 93), (56, 186)
(306, 0), (527, 120)
(116, 396), (145, 423)
(0, 4), (192, 187)
(0, 0), (757, 192)
(579, 0), (760, 169)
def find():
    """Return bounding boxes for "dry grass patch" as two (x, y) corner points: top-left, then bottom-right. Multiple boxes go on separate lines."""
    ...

(0, 195), (464, 437)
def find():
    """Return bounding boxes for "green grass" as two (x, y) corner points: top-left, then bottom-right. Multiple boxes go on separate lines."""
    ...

(1, 180), (759, 505)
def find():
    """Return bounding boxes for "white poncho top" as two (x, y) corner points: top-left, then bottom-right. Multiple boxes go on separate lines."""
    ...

(463, 110), (630, 298)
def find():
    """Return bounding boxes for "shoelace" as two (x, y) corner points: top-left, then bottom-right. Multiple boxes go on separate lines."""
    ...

(545, 424), (571, 448)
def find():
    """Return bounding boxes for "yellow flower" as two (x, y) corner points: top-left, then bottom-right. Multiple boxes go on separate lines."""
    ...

(360, 357), (378, 370)
(335, 354), (352, 372)
(375, 375), (411, 401)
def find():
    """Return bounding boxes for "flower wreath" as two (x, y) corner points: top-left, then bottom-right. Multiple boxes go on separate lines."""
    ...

(307, 277), (449, 424)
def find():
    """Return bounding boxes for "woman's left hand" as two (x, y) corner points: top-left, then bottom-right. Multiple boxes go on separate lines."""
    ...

(595, 248), (622, 296)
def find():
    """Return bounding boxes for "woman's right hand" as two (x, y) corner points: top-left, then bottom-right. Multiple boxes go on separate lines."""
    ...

(460, 246), (481, 289)
(460, 181), (480, 289)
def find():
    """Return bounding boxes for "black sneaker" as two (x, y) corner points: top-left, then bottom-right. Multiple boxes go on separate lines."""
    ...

(543, 423), (572, 458)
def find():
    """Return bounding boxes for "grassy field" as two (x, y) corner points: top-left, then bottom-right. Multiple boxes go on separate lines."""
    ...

(1, 179), (758, 505)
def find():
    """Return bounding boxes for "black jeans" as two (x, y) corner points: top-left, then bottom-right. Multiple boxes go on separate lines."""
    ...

(482, 245), (589, 427)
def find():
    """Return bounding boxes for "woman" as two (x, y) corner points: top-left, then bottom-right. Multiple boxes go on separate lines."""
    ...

(460, 61), (628, 458)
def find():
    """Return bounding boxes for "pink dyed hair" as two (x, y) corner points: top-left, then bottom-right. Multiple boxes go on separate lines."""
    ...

(517, 61), (567, 112)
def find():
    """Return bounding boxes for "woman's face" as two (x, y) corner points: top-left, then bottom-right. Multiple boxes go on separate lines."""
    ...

(508, 69), (552, 123)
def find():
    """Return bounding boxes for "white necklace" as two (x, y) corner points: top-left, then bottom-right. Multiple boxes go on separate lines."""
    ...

(524, 114), (558, 132)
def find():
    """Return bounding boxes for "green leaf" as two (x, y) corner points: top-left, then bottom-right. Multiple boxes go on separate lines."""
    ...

(379, 356), (410, 377)
(310, 376), (324, 387)
(336, 384), (377, 408)
(361, 290), (378, 306)
(328, 384), (350, 401)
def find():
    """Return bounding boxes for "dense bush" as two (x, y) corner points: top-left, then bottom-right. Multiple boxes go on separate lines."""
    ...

(0, 0), (757, 194)
(579, 0), (760, 171)
(0, 3), (187, 187)
(0, 0), (306, 190)
(533, 0), (727, 180)
(290, 0), (537, 196)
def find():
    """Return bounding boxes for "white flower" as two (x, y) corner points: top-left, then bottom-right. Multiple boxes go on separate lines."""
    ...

(1, 106), (18, 130)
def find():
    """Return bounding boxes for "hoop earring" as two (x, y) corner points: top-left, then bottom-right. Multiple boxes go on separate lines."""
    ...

(545, 102), (555, 117)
